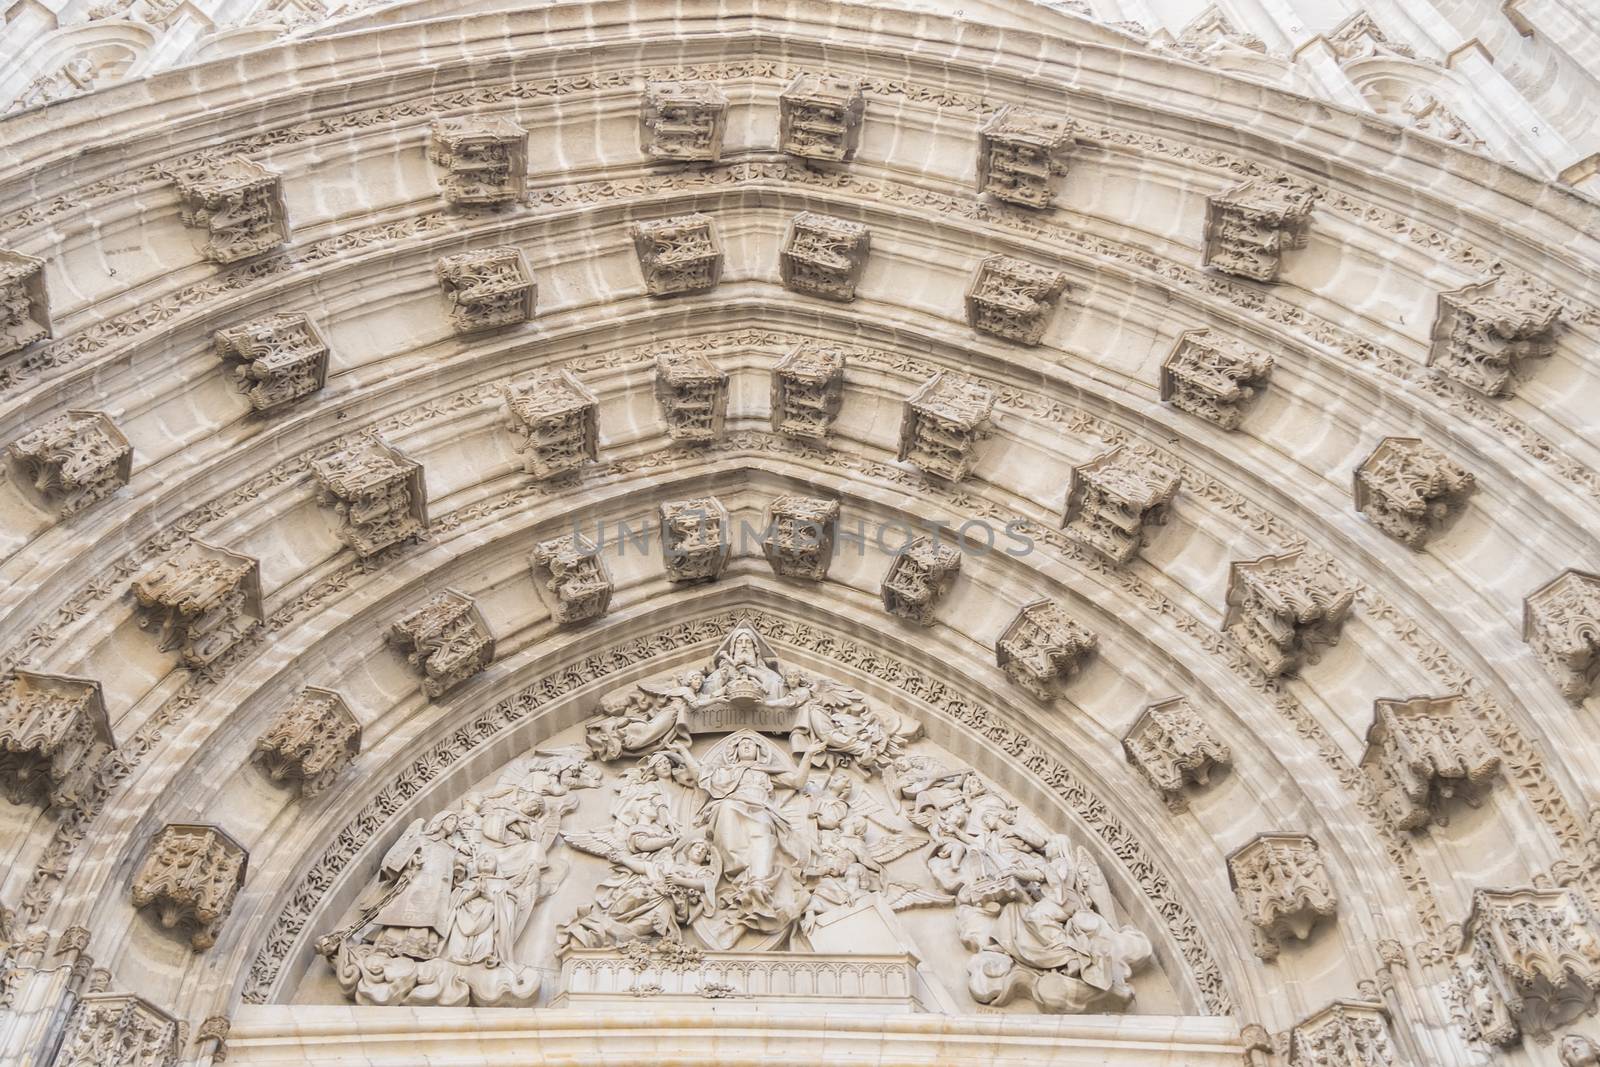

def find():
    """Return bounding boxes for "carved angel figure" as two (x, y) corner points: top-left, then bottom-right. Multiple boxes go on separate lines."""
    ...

(789, 675), (920, 770)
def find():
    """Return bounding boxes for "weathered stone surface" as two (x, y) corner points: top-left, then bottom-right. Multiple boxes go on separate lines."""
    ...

(641, 82), (728, 161)
(428, 116), (528, 205)
(254, 686), (361, 797)
(1224, 550), (1358, 677)
(1160, 329), (1273, 429)
(531, 534), (612, 623)
(1428, 277), (1561, 397)
(995, 599), (1096, 698)
(436, 247), (536, 332)
(503, 368), (599, 480)
(632, 214), (722, 295)
(1362, 694), (1499, 830)
(976, 106), (1073, 207)
(1524, 569), (1600, 701)
(778, 73), (864, 161)
(660, 496), (730, 582)
(1455, 887), (1600, 1047)
(214, 312), (331, 412)
(881, 535), (961, 625)
(897, 372), (995, 481)
(1289, 1000), (1402, 1067)
(770, 340), (845, 439)
(1063, 446), (1180, 565)
(131, 823), (248, 951)
(388, 590), (495, 698)
(311, 436), (427, 557)
(779, 211), (869, 301)
(965, 254), (1067, 344)
(53, 992), (181, 1067)
(7, 409), (131, 516)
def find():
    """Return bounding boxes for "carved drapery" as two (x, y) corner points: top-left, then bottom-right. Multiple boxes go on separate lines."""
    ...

(428, 116), (528, 205)
(1362, 694), (1500, 830)
(1427, 277), (1561, 397)
(654, 350), (728, 443)
(1062, 446), (1181, 565)
(173, 157), (291, 264)
(779, 212), (870, 301)
(632, 214), (723, 295)
(896, 372), (995, 481)
(881, 535), (962, 625)
(387, 590), (496, 698)
(254, 686), (361, 798)
(0, 248), (50, 357)
(531, 534), (613, 624)
(1160, 329), (1273, 429)
(311, 436), (428, 558)
(1122, 697), (1230, 813)
(1202, 177), (1317, 282)
(1353, 438), (1474, 549)
(995, 599), (1097, 698)
(1227, 832), (1338, 960)
(503, 368), (599, 480)
(641, 81), (728, 161)
(965, 254), (1067, 345)
(976, 106), (1073, 208)
(1224, 550), (1358, 678)
(778, 73), (864, 161)
(761, 494), (840, 580)
(0, 671), (114, 810)
(436, 247), (536, 332)
(213, 312), (331, 412)
(1523, 569), (1600, 701)
(660, 497), (730, 583)
(7, 409), (132, 516)
(1454, 887), (1600, 1047)
(130, 540), (264, 668)
(770, 340), (845, 440)
(130, 823), (248, 951)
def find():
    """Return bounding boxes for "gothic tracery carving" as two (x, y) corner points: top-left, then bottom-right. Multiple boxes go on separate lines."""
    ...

(654, 350), (728, 442)
(976, 106), (1073, 208)
(503, 368), (599, 480)
(1326, 11), (1417, 61)
(173, 157), (291, 264)
(778, 73), (865, 161)
(1160, 328), (1273, 429)
(1428, 277), (1561, 397)
(1290, 999), (1402, 1067)
(1063, 446), (1181, 565)
(436, 247), (536, 332)
(965, 254), (1068, 345)
(130, 823), (248, 951)
(1224, 550), (1358, 678)
(1454, 887), (1600, 1047)
(761, 495), (840, 581)
(995, 599), (1097, 698)
(1523, 569), (1600, 701)
(311, 436), (427, 558)
(1354, 437), (1474, 549)
(388, 590), (496, 698)
(7, 409), (132, 516)
(0, 249), (50, 357)
(641, 82), (728, 161)
(52, 992), (181, 1067)
(897, 372), (995, 481)
(213, 312), (331, 412)
(254, 686), (361, 798)
(531, 534), (613, 624)
(632, 214), (723, 295)
(428, 116), (528, 205)
(1122, 697), (1230, 813)
(1227, 832), (1338, 960)
(0, 671), (114, 810)
(1203, 177), (1318, 282)
(770, 340), (845, 439)
(779, 212), (870, 301)
(881, 536), (961, 625)
(1362, 694), (1500, 831)
(660, 497), (730, 583)
(131, 540), (264, 668)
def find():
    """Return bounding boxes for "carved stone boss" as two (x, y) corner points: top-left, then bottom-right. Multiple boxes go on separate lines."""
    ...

(660, 496), (730, 583)
(1289, 1000), (1402, 1067)
(531, 534), (612, 624)
(1523, 569), (1600, 701)
(897, 372), (995, 481)
(311, 436), (427, 558)
(1122, 697), (1230, 812)
(1354, 438), (1474, 549)
(779, 212), (870, 301)
(1063, 446), (1181, 565)
(131, 540), (263, 668)
(173, 156), (290, 264)
(965, 254), (1067, 345)
(1227, 832), (1338, 960)
(1428, 277), (1561, 397)
(1160, 328), (1273, 429)
(770, 340), (845, 439)
(0, 671), (114, 810)
(254, 686), (361, 798)
(1455, 887), (1600, 1047)
(1362, 694), (1499, 831)
(881, 535), (961, 625)
(503, 368), (599, 480)
(7, 410), (132, 516)
(778, 73), (865, 161)
(655, 349), (728, 442)
(632, 214), (723, 295)
(130, 823), (248, 951)
(428, 116), (528, 205)
(436, 247), (536, 332)
(1224, 550), (1358, 678)
(214, 312), (331, 412)
(1203, 178), (1318, 282)
(0, 248), (50, 357)
(977, 106), (1073, 208)
(52, 992), (181, 1067)
(641, 81), (728, 162)
(996, 599), (1097, 698)
(388, 591), (495, 698)
(761, 494), (840, 580)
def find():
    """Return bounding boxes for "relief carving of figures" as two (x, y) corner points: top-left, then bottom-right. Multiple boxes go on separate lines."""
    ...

(1562, 1035), (1600, 1067)
(1524, 569), (1600, 701)
(7, 410), (131, 516)
(318, 749), (599, 1006)
(0, 249), (51, 358)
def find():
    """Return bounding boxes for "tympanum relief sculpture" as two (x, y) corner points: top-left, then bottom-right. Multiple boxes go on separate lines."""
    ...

(317, 623), (1160, 1015)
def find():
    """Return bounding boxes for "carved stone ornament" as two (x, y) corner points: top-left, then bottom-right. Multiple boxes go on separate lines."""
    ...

(1063, 446), (1181, 565)
(1160, 328), (1273, 429)
(897, 372), (996, 481)
(1227, 832), (1338, 960)
(761, 494), (840, 580)
(1562, 1035), (1600, 1067)
(172, 156), (291, 264)
(531, 534), (613, 624)
(1427, 277), (1561, 397)
(388, 590), (496, 698)
(881, 535), (962, 625)
(976, 106), (1074, 208)
(660, 496), (730, 583)
(427, 115), (529, 205)
(130, 823), (248, 951)
(503, 368), (599, 480)
(0, 670), (115, 810)
(632, 213), (723, 296)
(641, 81), (728, 162)
(7, 409), (132, 516)
(965, 254), (1068, 345)
(1224, 550), (1359, 678)
(311, 435), (428, 558)
(1289, 999), (1402, 1067)
(254, 686), (361, 798)
(131, 539), (264, 668)
(52, 992), (181, 1067)
(779, 212), (870, 301)
(770, 340), (846, 439)
(1122, 697), (1231, 813)
(778, 72), (865, 161)
(654, 349), (728, 443)
(1354, 437), (1475, 549)
(0, 248), (51, 357)
(995, 599), (1097, 698)
(1326, 11), (1417, 60)
(1454, 887), (1600, 1047)
(213, 312), (331, 412)
(1362, 694), (1500, 831)
(1170, 5), (1267, 61)
(1523, 569), (1600, 701)
(436, 246), (536, 332)
(1202, 177), (1318, 282)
